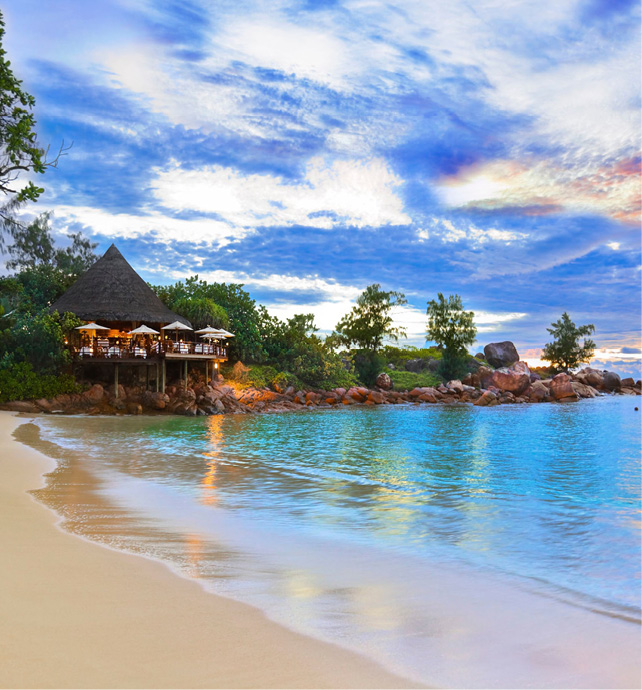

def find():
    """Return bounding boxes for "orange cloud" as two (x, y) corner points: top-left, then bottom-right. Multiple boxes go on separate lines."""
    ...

(436, 155), (641, 224)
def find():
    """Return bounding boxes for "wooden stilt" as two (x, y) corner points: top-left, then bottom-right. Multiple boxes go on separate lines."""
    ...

(184, 360), (188, 387)
(114, 363), (119, 398)
(205, 361), (208, 384)
(156, 363), (159, 392)
(146, 366), (149, 391)
(161, 359), (166, 393)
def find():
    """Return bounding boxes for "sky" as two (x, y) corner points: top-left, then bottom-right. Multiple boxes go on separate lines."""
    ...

(2, 0), (641, 376)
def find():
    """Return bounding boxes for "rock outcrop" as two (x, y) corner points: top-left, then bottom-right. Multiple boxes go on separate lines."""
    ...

(484, 341), (520, 369)
(375, 372), (393, 390)
(1, 355), (637, 418)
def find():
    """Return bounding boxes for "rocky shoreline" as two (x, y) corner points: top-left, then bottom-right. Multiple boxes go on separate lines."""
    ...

(1, 361), (639, 417)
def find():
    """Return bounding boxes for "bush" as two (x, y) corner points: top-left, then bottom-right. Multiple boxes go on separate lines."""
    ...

(382, 345), (442, 368)
(388, 369), (442, 391)
(438, 349), (469, 381)
(0, 362), (79, 402)
(0, 309), (81, 375)
(351, 350), (386, 387)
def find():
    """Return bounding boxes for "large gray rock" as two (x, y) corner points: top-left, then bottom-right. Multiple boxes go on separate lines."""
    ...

(484, 341), (520, 369)
(405, 358), (429, 373)
(602, 371), (621, 391)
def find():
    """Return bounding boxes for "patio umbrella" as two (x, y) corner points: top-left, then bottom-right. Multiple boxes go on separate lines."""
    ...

(161, 320), (193, 342)
(194, 325), (221, 334)
(128, 324), (160, 335)
(217, 329), (235, 338)
(75, 322), (109, 332)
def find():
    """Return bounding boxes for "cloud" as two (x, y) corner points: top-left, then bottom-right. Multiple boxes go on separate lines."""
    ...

(49, 205), (250, 247)
(151, 157), (410, 229)
(435, 156), (641, 224)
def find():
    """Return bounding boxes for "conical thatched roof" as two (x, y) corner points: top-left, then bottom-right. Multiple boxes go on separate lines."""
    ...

(50, 244), (191, 326)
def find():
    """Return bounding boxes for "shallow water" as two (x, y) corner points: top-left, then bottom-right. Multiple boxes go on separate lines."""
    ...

(26, 397), (641, 688)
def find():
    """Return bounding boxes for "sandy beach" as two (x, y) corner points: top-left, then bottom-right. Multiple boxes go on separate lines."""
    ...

(0, 411), (418, 689)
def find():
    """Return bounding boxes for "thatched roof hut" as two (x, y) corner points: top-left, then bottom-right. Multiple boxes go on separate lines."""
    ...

(50, 244), (191, 327)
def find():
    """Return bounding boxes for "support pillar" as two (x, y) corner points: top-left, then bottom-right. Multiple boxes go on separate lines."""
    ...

(184, 360), (188, 387)
(155, 363), (159, 392)
(205, 361), (209, 384)
(161, 360), (166, 393)
(114, 363), (119, 398)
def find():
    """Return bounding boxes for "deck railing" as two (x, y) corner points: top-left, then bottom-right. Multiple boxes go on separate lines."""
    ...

(74, 339), (227, 360)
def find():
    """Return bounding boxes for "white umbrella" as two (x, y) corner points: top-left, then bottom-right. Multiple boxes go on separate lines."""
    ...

(194, 325), (220, 334)
(161, 320), (193, 342)
(128, 325), (160, 335)
(217, 329), (235, 338)
(75, 322), (109, 331)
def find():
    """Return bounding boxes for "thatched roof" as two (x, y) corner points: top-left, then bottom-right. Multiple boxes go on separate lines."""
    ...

(50, 244), (191, 326)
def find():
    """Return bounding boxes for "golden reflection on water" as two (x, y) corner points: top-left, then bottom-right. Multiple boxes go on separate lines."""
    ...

(201, 415), (224, 506)
(184, 533), (205, 577)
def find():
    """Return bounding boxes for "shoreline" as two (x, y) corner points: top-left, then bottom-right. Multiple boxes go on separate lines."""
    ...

(1, 366), (639, 420)
(0, 410), (420, 689)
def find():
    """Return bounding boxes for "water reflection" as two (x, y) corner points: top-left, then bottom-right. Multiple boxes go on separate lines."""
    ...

(32, 398), (641, 620)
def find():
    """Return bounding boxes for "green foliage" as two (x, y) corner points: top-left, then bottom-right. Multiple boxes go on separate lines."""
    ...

(0, 361), (79, 402)
(426, 293), (477, 380)
(0, 14), (68, 239)
(426, 293), (477, 354)
(381, 345), (442, 367)
(437, 349), (469, 381)
(170, 296), (229, 331)
(223, 363), (303, 391)
(0, 309), (81, 375)
(1, 213), (97, 310)
(541, 312), (596, 372)
(151, 276), (264, 362)
(351, 349), (386, 387)
(388, 369), (442, 391)
(334, 284), (407, 351)
(262, 312), (355, 388)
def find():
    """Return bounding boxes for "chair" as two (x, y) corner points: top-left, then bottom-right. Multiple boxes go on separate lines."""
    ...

(80, 346), (93, 358)
(107, 346), (121, 358)
(134, 347), (147, 359)
(194, 343), (203, 354)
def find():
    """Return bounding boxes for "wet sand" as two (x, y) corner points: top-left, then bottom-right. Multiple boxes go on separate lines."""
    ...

(0, 411), (418, 689)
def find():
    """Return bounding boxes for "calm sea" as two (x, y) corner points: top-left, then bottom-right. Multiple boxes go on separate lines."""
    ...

(29, 396), (641, 687)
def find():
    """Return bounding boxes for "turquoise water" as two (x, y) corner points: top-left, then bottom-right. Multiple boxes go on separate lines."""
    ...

(33, 396), (641, 687)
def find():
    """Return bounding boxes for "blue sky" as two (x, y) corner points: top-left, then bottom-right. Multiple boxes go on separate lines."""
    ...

(2, 0), (641, 375)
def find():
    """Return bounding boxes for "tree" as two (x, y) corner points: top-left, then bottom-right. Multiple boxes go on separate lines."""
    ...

(426, 293), (476, 380)
(541, 312), (595, 371)
(334, 284), (407, 351)
(170, 296), (229, 331)
(0, 12), (68, 240)
(151, 276), (265, 362)
(1, 212), (97, 310)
